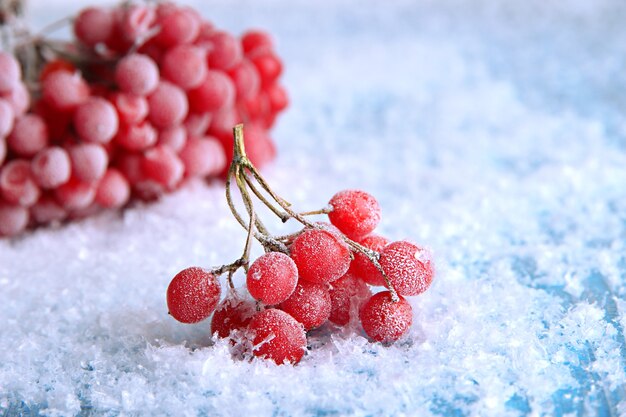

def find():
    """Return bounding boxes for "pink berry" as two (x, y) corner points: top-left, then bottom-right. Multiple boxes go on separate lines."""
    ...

(115, 54), (159, 96)
(73, 97), (119, 144)
(68, 143), (109, 182)
(187, 70), (235, 113)
(360, 291), (413, 343)
(207, 31), (243, 71)
(95, 168), (130, 208)
(167, 266), (221, 324)
(351, 234), (390, 286)
(0, 202), (29, 237)
(41, 70), (89, 112)
(178, 136), (226, 177)
(114, 121), (158, 151)
(31, 147), (72, 189)
(290, 228), (351, 284)
(328, 272), (372, 326)
(328, 190), (381, 240)
(0, 160), (40, 206)
(183, 112), (211, 137)
(110, 92), (149, 125)
(1, 82), (30, 116)
(158, 126), (187, 152)
(247, 309), (306, 365)
(266, 83), (289, 112)
(74, 6), (114, 46)
(161, 45), (207, 90)
(0, 99), (15, 137)
(279, 281), (331, 330)
(251, 51), (283, 86)
(147, 81), (188, 129)
(54, 178), (96, 211)
(210, 295), (256, 339)
(141, 145), (184, 188)
(228, 60), (261, 101)
(154, 7), (200, 48)
(7, 114), (48, 157)
(247, 252), (298, 305)
(30, 196), (67, 224)
(379, 241), (434, 296)
(118, 4), (156, 44)
(241, 30), (273, 55)
(0, 52), (21, 93)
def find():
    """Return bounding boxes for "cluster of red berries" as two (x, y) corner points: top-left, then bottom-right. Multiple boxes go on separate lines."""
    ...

(0, 2), (287, 237)
(167, 128), (434, 365)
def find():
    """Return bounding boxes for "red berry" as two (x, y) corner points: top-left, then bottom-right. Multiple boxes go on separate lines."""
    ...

(251, 51), (283, 86)
(73, 97), (119, 144)
(31, 147), (72, 189)
(379, 241), (434, 296)
(147, 81), (188, 129)
(247, 309), (306, 365)
(7, 114), (49, 157)
(114, 121), (158, 151)
(0, 160), (40, 206)
(154, 7), (200, 48)
(183, 112), (211, 137)
(0, 52), (21, 94)
(167, 267), (221, 324)
(161, 45), (207, 90)
(0, 99), (15, 137)
(241, 30), (273, 55)
(328, 272), (372, 326)
(359, 291), (412, 343)
(141, 145), (184, 188)
(1, 82), (29, 116)
(68, 143), (109, 182)
(54, 178), (97, 211)
(290, 228), (351, 284)
(210, 295), (256, 339)
(30, 196), (67, 224)
(178, 136), (225, 177)
(228, 60), (260, 101)
(158, 126), (187, 152)
(117, 4), (156, 44)
(328, 189), (381, 240)
(110, 92), (149, 125)
(41, 70), (89, 112)
(0, 202), (29, 237)
(351, 234), (390, 286)
(95, 168), (130, 208)
(279, 281), (331, 330)
(74, 6), (114, 47)
(187, 71), (235, 113)
(115, 54), (159, 96)
(207, 31), (243, 71)
(246, 252), (298, 305)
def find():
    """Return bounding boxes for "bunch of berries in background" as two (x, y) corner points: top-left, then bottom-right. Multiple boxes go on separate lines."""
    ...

(167, 125), (435, 365)
(0, 1), (287, 237)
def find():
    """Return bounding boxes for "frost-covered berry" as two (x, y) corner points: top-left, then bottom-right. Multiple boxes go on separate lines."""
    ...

(247, 308), (306, 365)
(31, 147), (72, 189)
(41, 70), (89, 112)
(147, 81), (188, 129)
(161, 45), (207, 90)
(328, 272), (372, 326)
(7, 114), (49, 157)
(379, 241), (434, 296)
(73, 97), (119, 144)
(351, 234), (389, 286)
(74, 6), (114, 47)
(141, 145), (184, 188)
(247, 252), (298, 305)
(95, 169), (130, 208)
(290, 228), (351, 284)
(210, 295), (256, 339)
(328, 189), (381, 240)
(115, 54), (159, 96)
(279, 280), (331, 330)
(178, 136), (225, 177)
(0, 202), (29, 236)
(0, 159), (41, 206)
(359, 291), (412, 343)
(54, 178), (97, 211)
(68, 143), (109, 183)
(167, 267), (221, 324)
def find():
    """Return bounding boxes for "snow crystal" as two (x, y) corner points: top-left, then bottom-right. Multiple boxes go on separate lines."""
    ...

(1, 0), (625, 415)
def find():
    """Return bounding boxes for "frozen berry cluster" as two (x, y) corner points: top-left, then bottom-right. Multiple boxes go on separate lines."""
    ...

(166, 125), (434, 365)
(0, 1), (287, 237)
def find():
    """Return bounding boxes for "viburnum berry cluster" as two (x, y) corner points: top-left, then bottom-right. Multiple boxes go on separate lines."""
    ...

(167, 125), (435, 365)
(0, 1), (287, 237)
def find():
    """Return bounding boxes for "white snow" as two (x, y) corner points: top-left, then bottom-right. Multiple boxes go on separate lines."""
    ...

(2, 0), (626, 416)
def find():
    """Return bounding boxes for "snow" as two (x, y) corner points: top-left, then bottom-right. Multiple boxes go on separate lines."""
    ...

(2, 0), (626, 415)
